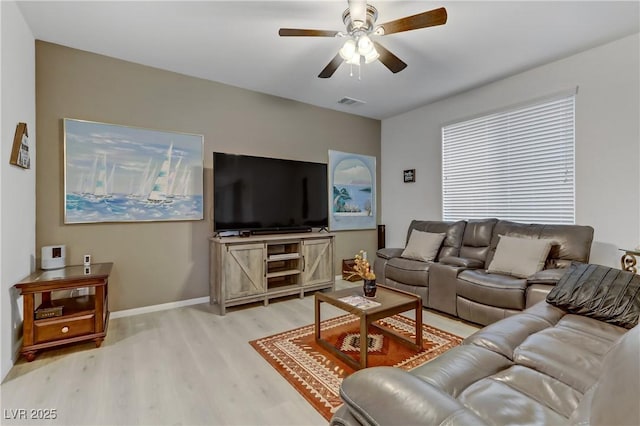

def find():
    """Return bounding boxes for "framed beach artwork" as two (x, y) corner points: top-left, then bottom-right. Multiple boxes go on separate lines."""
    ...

(328, 150), (376, 231)
(63, 119), (203, 224)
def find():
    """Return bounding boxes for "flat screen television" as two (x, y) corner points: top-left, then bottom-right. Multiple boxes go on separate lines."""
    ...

(213, 152), (328, 234)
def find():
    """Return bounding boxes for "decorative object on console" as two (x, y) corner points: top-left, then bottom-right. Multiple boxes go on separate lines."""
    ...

(41, 245), (66, 270)
(328, 150), (376, 231)
(250, 313), (462, 421)
(63, 118), (204, 224)
(278, 1), (447, 78)
(10, 122), (30, 169)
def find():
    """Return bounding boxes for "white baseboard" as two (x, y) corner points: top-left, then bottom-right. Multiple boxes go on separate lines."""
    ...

(111, 296), (210, 319)
(113, 278), (348, 320)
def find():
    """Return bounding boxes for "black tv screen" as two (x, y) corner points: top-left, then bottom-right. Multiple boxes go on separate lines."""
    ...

(213, 152), (328, 233)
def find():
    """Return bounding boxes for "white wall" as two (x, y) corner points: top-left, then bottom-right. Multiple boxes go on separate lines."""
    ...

(381, 33), (640, 268)
(1, 1), (36, 381)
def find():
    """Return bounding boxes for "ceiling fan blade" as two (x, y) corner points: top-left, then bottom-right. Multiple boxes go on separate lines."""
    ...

(279, 28), (339, 37)
(318, 53), (344, 78)
(377, 7), (447, 35)
(373, 41), (407, 73)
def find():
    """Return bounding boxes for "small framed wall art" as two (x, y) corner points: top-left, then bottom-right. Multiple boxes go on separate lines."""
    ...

(10, 122), (30, 169)
(328, 150), (376, 231)
(403, 169), (415, 183)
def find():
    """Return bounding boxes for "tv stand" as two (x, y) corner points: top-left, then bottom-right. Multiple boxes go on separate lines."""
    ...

(210, 232), (335, 315)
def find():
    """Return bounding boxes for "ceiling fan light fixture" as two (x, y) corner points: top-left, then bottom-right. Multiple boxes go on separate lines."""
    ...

(339, 39), (357, 60)
(346, 53), (361, 65)
(356, 35), (374, 54)
(363, 48), (379, 64)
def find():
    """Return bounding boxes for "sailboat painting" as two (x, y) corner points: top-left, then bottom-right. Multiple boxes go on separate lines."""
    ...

(64, 119), (203, 223)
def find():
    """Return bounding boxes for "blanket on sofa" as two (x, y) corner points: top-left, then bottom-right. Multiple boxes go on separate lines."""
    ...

(546, 263), (640, 329)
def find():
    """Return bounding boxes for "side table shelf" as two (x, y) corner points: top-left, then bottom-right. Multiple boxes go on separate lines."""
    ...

(14, 262), (112, 361)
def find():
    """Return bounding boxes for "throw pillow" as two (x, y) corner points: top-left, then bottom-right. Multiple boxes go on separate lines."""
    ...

(401, 230), (446, 262)
(546, 263), (640, 329)
(487, 235), (553, 278)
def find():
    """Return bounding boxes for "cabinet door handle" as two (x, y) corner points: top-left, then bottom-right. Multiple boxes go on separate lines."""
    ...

(302, 256), (306, 272)
(61, 326), (70, 334)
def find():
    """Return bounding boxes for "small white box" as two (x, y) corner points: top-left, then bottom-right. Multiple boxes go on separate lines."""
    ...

(83, 254), (91, 266)
(41, 245), (66, 270)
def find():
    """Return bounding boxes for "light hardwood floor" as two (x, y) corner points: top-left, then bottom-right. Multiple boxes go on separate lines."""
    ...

(0, 280), (478, 425)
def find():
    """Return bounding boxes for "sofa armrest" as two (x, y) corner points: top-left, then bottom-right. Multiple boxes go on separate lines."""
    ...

(526, 267), (569, 285)
(338, 367), (487, 426)
(376, 248), (404, 260)
(439, 256), (484, 269)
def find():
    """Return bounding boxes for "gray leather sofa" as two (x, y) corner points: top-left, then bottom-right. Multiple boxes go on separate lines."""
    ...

(375, 219), (594, 325)
(330, 301), (640, 426)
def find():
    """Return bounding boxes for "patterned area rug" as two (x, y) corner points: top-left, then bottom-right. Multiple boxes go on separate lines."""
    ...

(249, 314), (463, 421)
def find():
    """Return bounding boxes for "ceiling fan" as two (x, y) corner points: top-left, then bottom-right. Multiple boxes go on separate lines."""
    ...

(278, 1), (447, 78)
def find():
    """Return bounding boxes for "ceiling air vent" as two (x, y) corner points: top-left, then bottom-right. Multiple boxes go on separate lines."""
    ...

(338, 96), (366, 106)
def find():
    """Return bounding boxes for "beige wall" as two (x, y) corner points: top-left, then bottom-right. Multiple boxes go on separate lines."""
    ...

(36, 41), (380, 312)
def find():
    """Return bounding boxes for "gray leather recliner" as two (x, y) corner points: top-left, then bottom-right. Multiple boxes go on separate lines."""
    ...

(374, 218), (594, 325)
(330, 301), (640, 426)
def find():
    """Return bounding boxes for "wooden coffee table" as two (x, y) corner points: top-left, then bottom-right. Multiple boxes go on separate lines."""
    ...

(314, 284), (423, 370)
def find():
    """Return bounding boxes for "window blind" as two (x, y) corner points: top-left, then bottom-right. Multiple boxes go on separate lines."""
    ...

(442, 95), (575, 224)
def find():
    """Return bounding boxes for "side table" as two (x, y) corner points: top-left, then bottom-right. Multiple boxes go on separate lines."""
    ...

(14, 263), (112, 361)
(619, 249), (640, 274)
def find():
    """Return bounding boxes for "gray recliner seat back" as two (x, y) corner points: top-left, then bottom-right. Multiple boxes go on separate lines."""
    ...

(458, 219), (498, 263)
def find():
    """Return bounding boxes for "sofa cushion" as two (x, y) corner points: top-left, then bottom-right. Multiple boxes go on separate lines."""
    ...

(487, 235), (553, 278)
(406, 220), (466, 261)
(546, 263), (640, 329)
(339, 367), (486, 426)
(401, 230), (445, 262)
(458, 269), (527, 310)
(411, 345), (513, 398)
(513, 315), (625, 393)
(457, 366), (575, 425)
(485, 220), (594, 268)
(385, 257), (430, 287)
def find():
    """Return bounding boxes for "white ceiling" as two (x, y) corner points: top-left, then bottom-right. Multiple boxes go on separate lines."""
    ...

(17, 1), (640, 120)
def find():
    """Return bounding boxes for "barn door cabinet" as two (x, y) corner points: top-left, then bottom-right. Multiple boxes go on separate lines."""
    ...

(210, 233), (335, 315)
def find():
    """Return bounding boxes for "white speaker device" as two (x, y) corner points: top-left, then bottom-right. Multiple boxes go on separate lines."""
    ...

(41, 245), (66, 270)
